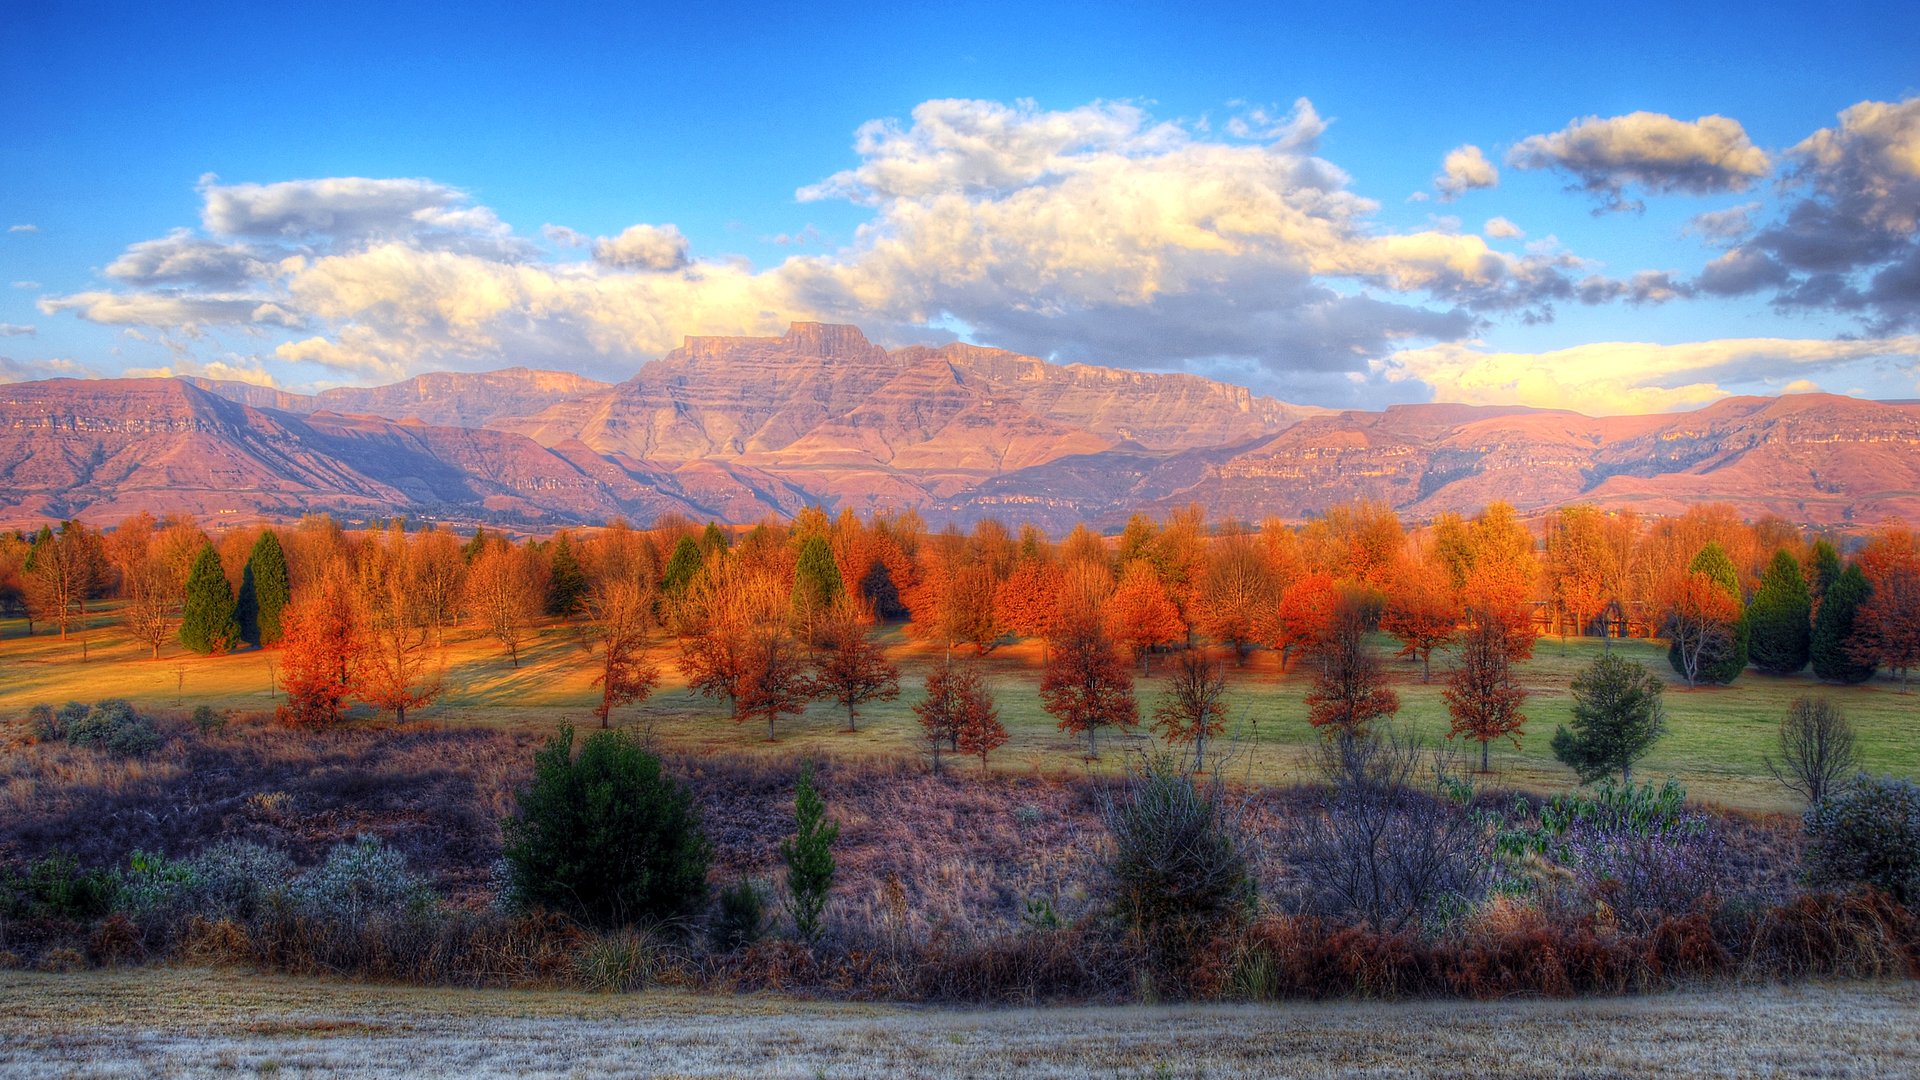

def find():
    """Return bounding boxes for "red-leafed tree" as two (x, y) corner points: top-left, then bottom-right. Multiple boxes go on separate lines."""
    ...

(1303, 598), (1398, 736)
(996, 557), (1065, 657)
(915, 657), (1001, 772)
(813, 603), (901, 731)
(1264, 571), (1338, 670)
(1041, 613), (1138, 759)
(277, 563), (362, 729)
(1661, 567), (1743, 688)
(1852, 556), (1920, 691)
(1152, 649), (1231, 772)
(587, 578), (662, 729)
(1195, 534), (1277, 665)
(1381, 560), (1460, 682)
(1444, 618), (1528, 771)
(1103, 562), (1186, 673)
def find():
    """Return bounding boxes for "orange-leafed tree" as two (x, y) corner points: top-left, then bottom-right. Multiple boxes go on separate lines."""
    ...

(1548, 505), (1613, 639)
(1303, 598), (1398, 736)
(1195, 533), (1277, 665)
(996, 557), (1065, 655)
(1381, 559), (1460, 682)
(1264, 571), (1338, 670)
(812, 601), (901, 731)
(1041, 613), (1138, 759)
(1152, 649), (1231, 772)
(586, 578), (662, 729)
(915, 656), (1001, 773)
(1462, 555), (1537, 661)
(1851, 528), (1920, 690)
(277, 562), (362, 729)
(354, 526), (442, 722)
(1444, 618), (1528, 771)
(1104, 561), (1186, 673)
(1661, 567), (1744, 688)
(466, 540), (546, 667)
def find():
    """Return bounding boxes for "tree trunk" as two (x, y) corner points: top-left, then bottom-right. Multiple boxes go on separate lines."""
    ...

(846, 703), (857, 732)
(1481, 738), (1490, 773)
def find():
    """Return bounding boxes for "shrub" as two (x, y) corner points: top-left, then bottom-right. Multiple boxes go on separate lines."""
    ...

(61, 699), (162, 758)
(187, 841), (294, 920)
(1803, 775), (1920, 907)
(502, 725), (711, 930)
(288, 835), (436, 922)
(779, 762), (839, 943)
(0, 854), (118, 921)
(1102, 753), (1252, 967)
(27, 703), (59, 743)
(710, 879), (769, 952)
(191, 704), (228, 736)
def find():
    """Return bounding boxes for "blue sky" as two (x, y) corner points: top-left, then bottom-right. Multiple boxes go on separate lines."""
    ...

(4, 0), (1919, 412)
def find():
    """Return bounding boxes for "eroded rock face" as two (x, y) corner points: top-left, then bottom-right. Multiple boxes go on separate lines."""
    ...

(11, 327), (1920, 529)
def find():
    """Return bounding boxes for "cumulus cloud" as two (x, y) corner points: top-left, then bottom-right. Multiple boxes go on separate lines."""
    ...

(1376, 335), (1920, 414)
(1509, 112), (1771, 212)
(123, 355), (278, 386)
(1484, 217), (1524, 239)
(591, 224), (689, 271)
(39, 97), (1684, 403)
(0, 355), (91, 382)
(1685, 202), (1760, 243)
(1434, 145), (1498, 201)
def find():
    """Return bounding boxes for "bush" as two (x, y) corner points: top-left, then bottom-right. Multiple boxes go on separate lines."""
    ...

(188, 841), (294, 920)
(60, 699), (162, 758)
(1102, 754), (1252, 966)
(1803, 775), (1920, 907)
(502, 725), (711, 931)
(191, 705), (227, 736)
(289, 836), (436, 922)
(710, 879), (769, 952)
(27, 703), (59, 743)
(0, 854), (118, 921)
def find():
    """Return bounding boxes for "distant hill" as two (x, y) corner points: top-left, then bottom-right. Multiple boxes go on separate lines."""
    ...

(7, 325), (1920, 529)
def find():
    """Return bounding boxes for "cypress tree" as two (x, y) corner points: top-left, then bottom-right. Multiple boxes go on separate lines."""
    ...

(700, 521), (731, 554)
(791, 533), (844, 619)
(1748, 548), (1812, 675)
(1809, 539), (1842, 609)
(1668, 542), (1749, 684)
(236, 529), (290, 647)
(547, 531), (587, 618)
(663, 536), (704, 596)
(179, 541), (239, 655)
(461, 525), (490, 563)
(1812, 563), (1875, 684)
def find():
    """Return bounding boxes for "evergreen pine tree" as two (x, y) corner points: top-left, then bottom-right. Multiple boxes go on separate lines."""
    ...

(790, 533), (844, 622)
(778, 761), (838, 943)
(236, 529), (290, 647)
(1667, 541), (1749, 684)
(1552, 652), (1667, 784)
(546, 531), (587, 618)
(461, 525), (490, 563)
(1748, 548), (1812, 674)
(1812, 563), (1876, 684)
(700, 521), (731, 554)
(178, 541), (239, 655)
(1809, 539), (1842, 609)
(663, 536), (704, 595)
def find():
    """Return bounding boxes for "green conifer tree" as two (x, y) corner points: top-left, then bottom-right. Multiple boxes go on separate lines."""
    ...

(179, 542), (239, 655)
(790, 533), (844, 624)
(1748, 548), (1812, 675)
(236, 529), (290, 647)
(1812, 563), (1876, 684)
(778, 761), (838, 943)
(663, 536), (704, 596)
(1667, 541), (1749, 684)
(546, 531), (587, 618)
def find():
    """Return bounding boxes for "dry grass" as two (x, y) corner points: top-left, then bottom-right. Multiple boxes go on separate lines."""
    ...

(1, 967), (1915, 1078)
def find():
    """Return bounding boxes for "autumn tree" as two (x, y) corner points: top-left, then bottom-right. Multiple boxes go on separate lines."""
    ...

(1546, 505), (1613, 638)
(354, 524), (442, 722)
(996, 556), (1064, 658)
(410, 526), (467, 647)
(1552, 653), (1666, 784)
(1380, 559), (1459, 681)
(236, 528), (291, 648)
(110, 516), (182, 659)
(1748, 548), (1813, 675)
(179, 540), (240, 654)
(1444, 618), (1528, 772)
(1812, 562), (1875, 684)
(1264, 571), (1338, 670)
(586, 578), (661, 728)
(915, 657), (1001, 773)
(1851, 528), (1920, 690)
(1041, 613), (1138, 758)
(812, 603), (900, 731)
(277, 562), (362, 728)
(1104, 561), (1186, 673)
(1302, 598), (1398, 736)
(24, 521), (104, 641)
(1195, 533), (1276, 665)
(1152, 649), (1230, 772)
(734, 622), (817, 741)
(1663, 543), (1748, 686)
(467, 540), (545, 667)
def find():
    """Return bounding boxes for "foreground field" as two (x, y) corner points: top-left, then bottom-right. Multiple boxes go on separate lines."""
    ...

(3, 969), (1915, 1078)
(4, 612), (1916, 812)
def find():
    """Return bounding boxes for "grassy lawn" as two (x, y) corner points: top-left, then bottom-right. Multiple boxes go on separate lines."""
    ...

(1, 968), (1915, 1078)
(3, 611), (1914, 813)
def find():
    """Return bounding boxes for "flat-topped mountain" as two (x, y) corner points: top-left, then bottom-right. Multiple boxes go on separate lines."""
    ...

(7, 325), (1920, 529)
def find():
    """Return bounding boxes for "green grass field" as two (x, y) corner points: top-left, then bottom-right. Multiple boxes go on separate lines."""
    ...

(3, 609), (1914, 812)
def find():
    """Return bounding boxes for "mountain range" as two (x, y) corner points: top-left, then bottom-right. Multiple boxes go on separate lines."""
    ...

(4, 322), (1918, 531)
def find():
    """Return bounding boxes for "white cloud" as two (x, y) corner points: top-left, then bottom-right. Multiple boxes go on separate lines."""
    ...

(1484, 217), (1524, 239)
(105, 229), (276, 288)
(542, 224), (588, 248)
(11, 281), (39, 289)
(7, 224), (37, 234)
(1685, 202), (1760, 243)
(0, 323), (34, 336)
(1376, 335), (1920, 414)
(591, 224), (689, 271)
(1509, 112), (1771, 212)
(1434, 145), (1498, 201)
